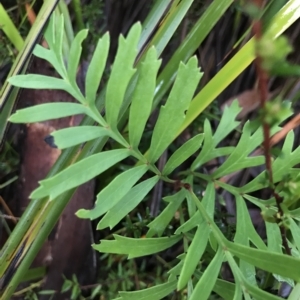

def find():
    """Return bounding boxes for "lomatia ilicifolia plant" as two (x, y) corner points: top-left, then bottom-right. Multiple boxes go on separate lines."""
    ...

(7, 14), (300, 300)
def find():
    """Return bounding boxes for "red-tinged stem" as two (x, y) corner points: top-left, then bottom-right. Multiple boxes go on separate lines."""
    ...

(252, 0), (291, 255)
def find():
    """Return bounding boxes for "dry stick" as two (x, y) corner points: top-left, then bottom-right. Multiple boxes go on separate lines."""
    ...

(0, 196), (18, 224)
(252, 0), (291, 255)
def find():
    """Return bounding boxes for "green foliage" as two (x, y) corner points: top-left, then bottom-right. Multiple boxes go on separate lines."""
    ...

(7, 9), (300, 300)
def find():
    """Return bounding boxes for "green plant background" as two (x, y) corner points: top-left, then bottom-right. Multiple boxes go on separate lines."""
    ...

(1, 0), (300, 299)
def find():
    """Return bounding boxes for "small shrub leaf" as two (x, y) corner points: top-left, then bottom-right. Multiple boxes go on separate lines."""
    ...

(97, 176), (159, 229)
(68, 29), (88, 84)
(162, 134), (204, 175)
(212, 122), (265, 178)
(240, 131), (300, 193)
(8, 75), (82, 101)
(147, 189), (185, 237)
(76, 165), (148, 220)
(118, 279), (177, 300)
(105, 23), (141, 126)
(50, 126), (109, 149)
(86, 33), (110, 105)
(93, 234), (182, 259)
(149, 56), (201, 163)
(190, 248), (223, 300)
(30, 149), (130, 200)
(227, 241), (300, 281)
(9, 103), (89, 123)
(129, 46), (161, 148)
(177, 222), (210, 290)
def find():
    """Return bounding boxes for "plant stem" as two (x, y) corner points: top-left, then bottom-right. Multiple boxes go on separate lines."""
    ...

(252, 0), (291, 256)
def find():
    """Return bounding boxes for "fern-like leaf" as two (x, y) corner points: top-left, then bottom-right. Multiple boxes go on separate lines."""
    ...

(105, 23), (141, 127)
(31, 149), (130, 200)
(149, 56), (202, 163)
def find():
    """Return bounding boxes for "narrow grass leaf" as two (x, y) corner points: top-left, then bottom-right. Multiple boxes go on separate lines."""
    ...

(190, 248), (223, 300)
(0, 4), (24, 51)
(147, 189), (185, 237)
(129, 47), (161, 148)
(93, 234), (182, 258)
(85, 33), (110, 105)
(30, 149), (130, 200)
(67, 29), (88, 83)
(227, 241), (300, 281)
(105, 23), (141, 126)
(118, 280), (177, 300)
(149, 57), (201, 163)
(162, 134), (204, 175)
(177, 222), (210, 290)
(77, 165), (148, 220)
(9, 103), (89, 123)
(97, 176), (159, 229)
(50, 126), (109, 149)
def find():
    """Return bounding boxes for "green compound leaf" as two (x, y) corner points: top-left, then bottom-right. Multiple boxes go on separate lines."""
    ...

(97, 176), (159, 230)
(190, 248), (223, 300)
(266, 222), (282, 253)
(191, 120), (234, 170)
(175, 182), (215, 234)
(8, 74), (69, 90)
(147, 189), (185, 238)
(118, 279), (177, 300)
(240, 131), (300, 193)
(77, 165), (148, 220)
(162, 134), (204, 176)
(234, 195), (258, 285)
(212, 121), (266, 178)
(177, 182), (215, 290)
(31, 149), (130, 200)
(67, 29), (88, 84)
(177, 221), (210, 290)
(213, 100), (242, 145)
(43, 13), (66, 78)
(244, 280), (283, 300)
(85, 33), (110, 105)
(289, 218), (300, 252)
(33, 45), (65, 78)
(192, 100), (241, 170)
(8, 75), (81, 101)
(235, 195), (266, 250)
(226, 241), (300, 281)
(129, 47), (161, 149)
(149, 56), (202, 163)
(50, 126), (109, 149)
(93, 234), (182, 259)
(9, 103), (89, 123)
(105, 23), (141, 126)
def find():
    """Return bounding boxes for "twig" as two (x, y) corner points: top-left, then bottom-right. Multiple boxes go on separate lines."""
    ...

(252, 0), (291, 255)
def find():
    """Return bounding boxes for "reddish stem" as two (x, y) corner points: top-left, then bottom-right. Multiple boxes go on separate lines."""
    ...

(252, 0), (291, 255)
